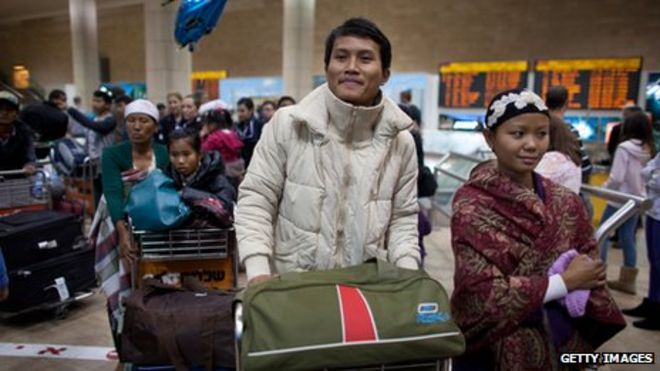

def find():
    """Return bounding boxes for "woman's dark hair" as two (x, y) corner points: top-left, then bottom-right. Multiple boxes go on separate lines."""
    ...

(168, 128), (201, 153)
(621, 111), (657, 156)
(324, 17), (392, 72)
(204, 109), (233, 130)
(115, 95), (133, 105)
(277, 96), (296, 108)
(237, 97), (254, 111)
(548, 115), (581, 166)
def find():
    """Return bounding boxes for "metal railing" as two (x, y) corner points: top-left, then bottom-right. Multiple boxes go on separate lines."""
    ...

(431, 152), (651, 246)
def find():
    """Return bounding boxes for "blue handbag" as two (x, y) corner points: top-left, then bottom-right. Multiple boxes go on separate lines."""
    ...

(124, 170), (190, 231)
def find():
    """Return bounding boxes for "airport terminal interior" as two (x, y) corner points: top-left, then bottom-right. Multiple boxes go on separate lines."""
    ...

(1, 0), (660, 370)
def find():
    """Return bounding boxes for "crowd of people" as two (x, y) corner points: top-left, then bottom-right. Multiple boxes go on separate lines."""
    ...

(1, 15), (659, 370)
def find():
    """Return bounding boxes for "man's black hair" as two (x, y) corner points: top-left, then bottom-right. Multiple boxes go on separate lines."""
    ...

(238, 97), (254, 111)
(48, 89), (66, 102)
(277, 96), (296, 108)
(94, 87), (113, 104)
(157, 103), (166, 110)
(115, 95), (133, 105)
(545, 86), (569, 110)
(324, 17), (392, 71)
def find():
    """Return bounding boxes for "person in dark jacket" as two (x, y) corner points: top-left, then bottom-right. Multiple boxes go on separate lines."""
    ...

(19, 89), (69, 143)
(166, 128), (236, 227)
(235, 97), (264, 167)
(0, 91), (36, 173)
(157, 92), (185, 143)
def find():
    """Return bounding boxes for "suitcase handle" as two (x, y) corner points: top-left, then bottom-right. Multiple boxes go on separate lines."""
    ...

(37, 240), (59, 250)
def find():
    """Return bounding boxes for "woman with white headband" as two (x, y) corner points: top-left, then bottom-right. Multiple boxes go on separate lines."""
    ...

(89, 99), (170, 350)
(450, 89), (625, 370)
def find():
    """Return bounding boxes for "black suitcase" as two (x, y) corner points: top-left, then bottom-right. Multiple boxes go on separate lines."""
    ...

(0, 210), (83, 269)
(0, 246), (96, 313)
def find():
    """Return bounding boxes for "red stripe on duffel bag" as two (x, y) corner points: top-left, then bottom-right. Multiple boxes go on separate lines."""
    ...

(336, 285), (378, 342)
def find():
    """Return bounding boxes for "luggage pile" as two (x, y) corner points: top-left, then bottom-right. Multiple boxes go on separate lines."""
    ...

(119, 254), (465, 371)
(0, 198), (96, 317)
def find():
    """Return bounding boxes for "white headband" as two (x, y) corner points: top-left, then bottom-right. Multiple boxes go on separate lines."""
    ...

(125, 99), (159, 123)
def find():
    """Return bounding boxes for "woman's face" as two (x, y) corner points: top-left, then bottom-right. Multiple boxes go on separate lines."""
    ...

(181, 98), (198, 121)
(126, 113), (158, 144)
(169, 138), (202, 177)
(168, 96), (182, 116)
(484, 113), (550, 184)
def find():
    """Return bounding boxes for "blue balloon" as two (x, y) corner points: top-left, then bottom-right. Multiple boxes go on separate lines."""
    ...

(174, 0), (228, 51)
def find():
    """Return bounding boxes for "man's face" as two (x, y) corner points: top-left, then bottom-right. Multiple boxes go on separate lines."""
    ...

(181, 98), (198, 121)
(0, 103), (18, 126)
(116, 102), (127, 117)
(325, 35), (390, 106)
(261, 104), (275, 122)
(238, 104), (252, 123)
(92, 96), (110, 115)
(52, 96), (67, 110)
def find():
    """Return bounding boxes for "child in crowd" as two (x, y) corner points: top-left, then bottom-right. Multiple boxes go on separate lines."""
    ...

(200, 109), (245, 188)
(166, 128), (236, 228)
(599, 111), (655, 294)
(450, 89), (625, 370)
(535, 114), (583, 194)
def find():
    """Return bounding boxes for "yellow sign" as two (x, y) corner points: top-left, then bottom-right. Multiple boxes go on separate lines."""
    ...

(191, 70), (228, 80)
(138, 257), (236, 290)
(440, 61), (528, 74)
(536, 58), (642, 71)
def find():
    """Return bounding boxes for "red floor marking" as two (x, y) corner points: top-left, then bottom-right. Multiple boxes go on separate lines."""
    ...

(38, 347), (67, 356)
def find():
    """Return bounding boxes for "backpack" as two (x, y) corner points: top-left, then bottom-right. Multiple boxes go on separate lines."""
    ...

(51, 138), (88, 177)
(174, 0), (228, 51)
(19, 103), (69, 142)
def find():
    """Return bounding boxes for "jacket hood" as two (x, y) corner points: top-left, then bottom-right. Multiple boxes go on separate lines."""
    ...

(285, 83), (413, 143)
(619, 139), (652, 162)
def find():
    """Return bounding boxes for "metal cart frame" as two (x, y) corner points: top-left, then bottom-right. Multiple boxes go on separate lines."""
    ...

(130, 227), (239, 290)
(0, 169), (51, 214)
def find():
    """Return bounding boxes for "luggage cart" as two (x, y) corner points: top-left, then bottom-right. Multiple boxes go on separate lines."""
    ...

(60, 157), (99, 220)
(127, 227), (238, 371)
(233, 303), (453, 371)
(130, 227), (239, 291)
(0, 169), (51, 216)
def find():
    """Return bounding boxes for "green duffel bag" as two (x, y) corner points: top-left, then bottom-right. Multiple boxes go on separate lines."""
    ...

(235, 259), (465, 371)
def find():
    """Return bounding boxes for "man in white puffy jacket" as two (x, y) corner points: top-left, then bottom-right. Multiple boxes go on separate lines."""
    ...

(236, 18), (420, 285)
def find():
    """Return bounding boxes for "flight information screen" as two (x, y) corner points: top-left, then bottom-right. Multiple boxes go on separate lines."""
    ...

(534, 58), (641, 110)
(439, 61), (529, 108)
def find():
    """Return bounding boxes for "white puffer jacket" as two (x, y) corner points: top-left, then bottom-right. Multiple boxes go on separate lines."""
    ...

(236, 84), (420, 280)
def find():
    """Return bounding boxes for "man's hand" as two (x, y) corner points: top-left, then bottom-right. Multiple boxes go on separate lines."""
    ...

(23, 164), (37, 175)
(561, 254), (607, 291)
(248, 274), (273, 287)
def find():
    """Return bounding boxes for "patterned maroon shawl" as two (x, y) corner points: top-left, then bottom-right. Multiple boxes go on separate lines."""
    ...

(450, 162), (625, 370)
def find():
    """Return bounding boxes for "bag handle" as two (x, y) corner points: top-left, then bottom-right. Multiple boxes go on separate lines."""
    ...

(376, 258), (400, 281)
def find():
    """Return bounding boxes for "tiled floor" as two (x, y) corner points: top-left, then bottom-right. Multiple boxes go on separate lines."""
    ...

(0, 226), (658, 370)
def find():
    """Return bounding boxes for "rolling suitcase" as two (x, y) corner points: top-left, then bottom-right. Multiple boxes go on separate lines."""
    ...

(0, 210), (83, 269)
(0, 246), (96, 313)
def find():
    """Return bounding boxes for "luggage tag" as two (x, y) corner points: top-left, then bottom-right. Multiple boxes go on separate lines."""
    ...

(44, 277), (70, 302)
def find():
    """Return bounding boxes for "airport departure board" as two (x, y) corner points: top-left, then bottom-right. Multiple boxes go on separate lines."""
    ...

(534, 58), (642, 110)
(439, 61), (529, 108)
